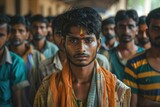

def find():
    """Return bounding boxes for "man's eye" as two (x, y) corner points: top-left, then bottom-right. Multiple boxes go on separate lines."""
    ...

(85, 38), (93, 43)
(69, 39), (78, 43)
(40, 26), (46, 29)
(128, 25), (136, 29)
(19, 29), (25, 33)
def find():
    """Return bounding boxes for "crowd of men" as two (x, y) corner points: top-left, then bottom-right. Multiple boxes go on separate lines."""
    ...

(0, 6), (160, 107)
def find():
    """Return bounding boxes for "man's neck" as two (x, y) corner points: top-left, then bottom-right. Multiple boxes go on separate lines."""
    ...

(118, 40), (137, 51)
(117, 40), (138, 59)
(105, 39), (116, 49)
(10, 43), (26, 57)
(33, 39), (45, 52)
(70, 61), (94, 84)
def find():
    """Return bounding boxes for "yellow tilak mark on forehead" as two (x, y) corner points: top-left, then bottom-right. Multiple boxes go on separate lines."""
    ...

(80, 27), (84, 37)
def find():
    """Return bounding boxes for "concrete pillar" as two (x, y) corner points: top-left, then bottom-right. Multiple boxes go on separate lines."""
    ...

(21, 0), (29, 15)
(5, 0), (16, 15)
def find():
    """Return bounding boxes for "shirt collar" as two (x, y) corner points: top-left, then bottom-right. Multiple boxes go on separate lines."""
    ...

(53, 52), (63, 70)
(0, 46), (12, 65)
(102, 41), (119, 50)
(22, 45), (34, 62)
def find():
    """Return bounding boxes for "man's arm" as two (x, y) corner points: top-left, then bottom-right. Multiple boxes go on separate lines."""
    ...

(12, 89), (22, 107)
(131, 94), (138, 107)
(138, 95), (160, 107)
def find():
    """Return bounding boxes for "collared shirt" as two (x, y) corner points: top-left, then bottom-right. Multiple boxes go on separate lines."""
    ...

(38, 52), (62, 87)
(102, 41), (119, 51)
(0, 47), (29, 107)
(21, 45), (45, 107)
(99, 41), (119, 59)
(31, 40), (59, 59)
(40, 40), (58, 58)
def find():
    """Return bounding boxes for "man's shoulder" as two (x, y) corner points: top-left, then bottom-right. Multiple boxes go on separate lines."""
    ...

(116, 79), (130, 95)
(46, 41), (58, 49)
(115, 79), (131, 105)
(10, 51), (24, 64)
(39, 56), (54, 68)
(40, 72), (60, 89)
(128, 51), (146, 64)
(33, 49), (45, 60)
(108, 47), (117, 56)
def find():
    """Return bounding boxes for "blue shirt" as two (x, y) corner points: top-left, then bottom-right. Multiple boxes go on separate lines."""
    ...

(0, 47), (28, 107)
(109, 46), (144, 81)
(41, 40), (58, 58)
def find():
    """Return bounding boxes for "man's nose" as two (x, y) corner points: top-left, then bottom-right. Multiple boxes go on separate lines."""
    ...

(124, 26), (131, 35)
(77, 40), (86, 53)
(142, 32), (147, 38)
(14, 31), (20, 37)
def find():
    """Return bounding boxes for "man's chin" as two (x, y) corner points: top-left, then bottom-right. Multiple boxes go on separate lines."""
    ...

(71, 61), (89, 67)
(10, 41), (22, 47)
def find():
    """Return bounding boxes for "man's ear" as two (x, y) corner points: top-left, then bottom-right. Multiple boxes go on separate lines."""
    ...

(61, 37), (65, 47)
(97, 38), (101, 52)
(25, 31), (30, 40)
(115, 26), (118, 35)
(146, 28), (150, 39)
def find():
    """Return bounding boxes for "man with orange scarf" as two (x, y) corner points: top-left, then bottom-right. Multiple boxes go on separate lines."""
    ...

(34, 7), (131, 107)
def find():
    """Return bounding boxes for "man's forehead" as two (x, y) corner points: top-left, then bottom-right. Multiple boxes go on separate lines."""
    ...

(66, 33), (95, 38)
(117, 18), (136, 25)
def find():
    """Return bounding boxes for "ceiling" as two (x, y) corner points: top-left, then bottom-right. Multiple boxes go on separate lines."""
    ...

(53, 0), (119, 9)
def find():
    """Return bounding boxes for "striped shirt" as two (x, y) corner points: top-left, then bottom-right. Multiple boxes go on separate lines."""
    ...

(109, 46), (144, 81)
(124, 51), (160, 102)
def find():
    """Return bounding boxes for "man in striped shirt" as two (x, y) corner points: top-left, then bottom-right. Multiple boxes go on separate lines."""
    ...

(124, 7), (160, 107)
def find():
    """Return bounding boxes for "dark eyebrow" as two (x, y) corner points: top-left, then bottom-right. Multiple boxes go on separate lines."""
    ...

(67, 36), (78, 39)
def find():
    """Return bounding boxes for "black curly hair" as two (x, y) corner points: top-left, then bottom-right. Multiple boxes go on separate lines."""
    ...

(62, 7), (102, 39)
(10, 15), (30, 31)
(115, 9), (139, 25)
(0, 14), (10, 34)
(146, 7), (160, 28)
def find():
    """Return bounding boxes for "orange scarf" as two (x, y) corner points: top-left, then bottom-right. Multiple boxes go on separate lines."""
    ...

(50, 60), (115, 107)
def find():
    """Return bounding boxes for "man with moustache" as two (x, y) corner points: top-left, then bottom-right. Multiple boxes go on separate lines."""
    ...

(38, 13), (110, 85)
(108, 9), (144, 81)
(0, 14), (29, 107)
(34, 7), (130, 107)
(124, 7), (160, 107)
(136, 16), (151, 50)
(99, 16), (118, 58)
(30, 14), (58, 58)
(9, 15), (45, 107)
